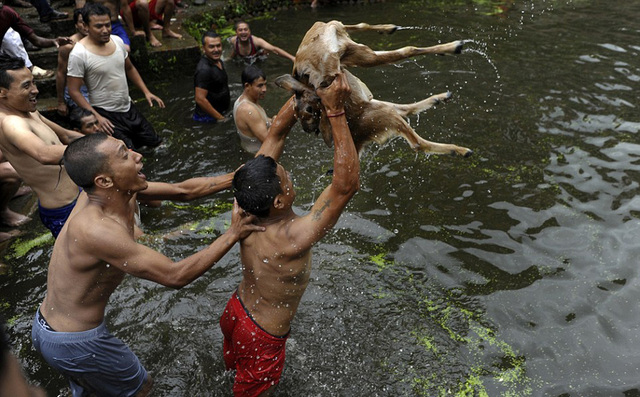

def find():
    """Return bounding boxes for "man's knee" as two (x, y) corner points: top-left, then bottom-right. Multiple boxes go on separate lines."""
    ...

(135, 0), (149, 11)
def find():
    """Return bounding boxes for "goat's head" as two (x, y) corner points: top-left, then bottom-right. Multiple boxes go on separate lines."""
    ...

(275, 74), (323, 135)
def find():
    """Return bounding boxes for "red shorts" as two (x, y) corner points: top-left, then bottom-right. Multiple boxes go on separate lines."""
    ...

(220, 292), (288, 397)
(129, 0), (161, 25)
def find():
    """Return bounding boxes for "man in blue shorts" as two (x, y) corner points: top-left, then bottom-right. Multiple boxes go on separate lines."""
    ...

(31, 132), (266, 396)
(0, 54), (86, 238)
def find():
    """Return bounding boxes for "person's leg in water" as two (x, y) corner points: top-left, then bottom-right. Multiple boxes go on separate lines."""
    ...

(0, 161), (30, 241)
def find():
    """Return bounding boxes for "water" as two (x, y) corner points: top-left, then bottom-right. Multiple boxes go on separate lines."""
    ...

(3, 0), (640, 395)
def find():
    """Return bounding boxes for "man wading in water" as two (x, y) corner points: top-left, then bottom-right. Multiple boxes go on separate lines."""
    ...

(222, 72), (359, 396)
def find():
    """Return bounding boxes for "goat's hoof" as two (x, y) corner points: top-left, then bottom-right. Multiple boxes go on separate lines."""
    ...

(454, 40), (464, 54)
(463, 150), (473, 158)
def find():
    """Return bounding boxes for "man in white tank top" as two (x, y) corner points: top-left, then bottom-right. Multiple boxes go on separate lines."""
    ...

(233, 65), (271, 154)
(67, 3), (164, 150)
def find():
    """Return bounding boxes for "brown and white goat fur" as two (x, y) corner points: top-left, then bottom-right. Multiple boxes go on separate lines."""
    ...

(275, 21), (473, 157)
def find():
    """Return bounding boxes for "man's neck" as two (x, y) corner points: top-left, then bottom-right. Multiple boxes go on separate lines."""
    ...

(87, 189), (138, 219)
(0, 103), (31, 118)
(241, 92), (259, 104)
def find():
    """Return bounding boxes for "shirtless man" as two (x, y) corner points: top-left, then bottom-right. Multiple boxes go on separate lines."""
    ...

(222, 72), (358, 395)
(31, 132), (265, 396)
(55, 8), (88, 117)
(233, 65), (270, 153)
(0, 54), (85, 238)
(229, 21), (295, 64)
(69, 107), (100, 134)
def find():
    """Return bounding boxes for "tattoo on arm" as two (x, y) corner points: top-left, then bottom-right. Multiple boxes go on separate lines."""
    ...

(312, 199), (332, 221)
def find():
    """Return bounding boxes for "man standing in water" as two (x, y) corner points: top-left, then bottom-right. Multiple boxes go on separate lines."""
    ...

(233, 65), (270, 153)
(31, 133), (265, 396)
(193, 31), (230, 123)
(0, 54), (85, 237)
(229, 21), (295, 64)
(222, 72), (358, 396)
(68, 3), (164, 150)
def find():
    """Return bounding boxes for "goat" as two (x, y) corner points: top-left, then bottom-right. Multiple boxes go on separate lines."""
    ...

(275, 21), (473, 157)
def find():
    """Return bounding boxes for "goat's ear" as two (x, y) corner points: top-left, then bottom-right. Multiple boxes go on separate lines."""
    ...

(274, 74), (311, 95)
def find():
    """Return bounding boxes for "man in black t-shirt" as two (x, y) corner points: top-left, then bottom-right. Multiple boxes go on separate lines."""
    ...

(193, 31), (230, 123)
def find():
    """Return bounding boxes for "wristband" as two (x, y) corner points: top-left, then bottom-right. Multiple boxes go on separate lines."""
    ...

(327, 110), (346, 118)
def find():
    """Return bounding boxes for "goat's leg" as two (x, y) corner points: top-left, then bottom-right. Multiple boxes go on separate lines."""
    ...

(343, 23), (398, 34)
(402, 122), (473, 157)
(341, 41), (464, 68)
(385, 115), (472, 157)
(373, 92), (452, 117)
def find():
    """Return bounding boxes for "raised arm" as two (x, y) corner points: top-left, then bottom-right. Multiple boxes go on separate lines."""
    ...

(86, 200), (263, 289)
(254, 36), (295, 63)
(138, 173), (233, 201)
(255, 96), (297, 161)
(287, 72), (359, 250)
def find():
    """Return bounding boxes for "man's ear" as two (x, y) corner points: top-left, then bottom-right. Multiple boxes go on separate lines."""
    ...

(94, 175), (113, 189)
(273, 194), (285, 210)
(0, 87), (8, 99)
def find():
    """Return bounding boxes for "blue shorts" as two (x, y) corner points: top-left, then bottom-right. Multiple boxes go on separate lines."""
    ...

(38, 192), (80, 238)
(111, 20), (131, 47)
(32, 310), (148, 397)
(192, 112), (218, 123)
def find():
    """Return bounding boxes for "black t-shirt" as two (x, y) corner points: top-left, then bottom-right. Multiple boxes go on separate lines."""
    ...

(193, 56), (231, 117)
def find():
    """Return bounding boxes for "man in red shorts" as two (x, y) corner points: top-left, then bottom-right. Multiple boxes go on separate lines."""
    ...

(127, 0), (181, 47)
(222, 72), (359, 396)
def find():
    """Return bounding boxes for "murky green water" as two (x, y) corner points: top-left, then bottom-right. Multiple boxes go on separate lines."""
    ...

(3, 0), (640, 395)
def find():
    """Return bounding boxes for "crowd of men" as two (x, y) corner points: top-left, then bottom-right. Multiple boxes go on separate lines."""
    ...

(1, 5), (359, 396)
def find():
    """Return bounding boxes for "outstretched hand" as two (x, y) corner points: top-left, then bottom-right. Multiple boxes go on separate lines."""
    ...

(54, 37), (74, 47)
(229, 199), (265, 240)
(316, 72), (351, 115)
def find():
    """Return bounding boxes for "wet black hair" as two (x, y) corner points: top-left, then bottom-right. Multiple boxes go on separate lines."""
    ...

(201, 30), (220, 45)
(232, 155), (282, 218)
(73, 7), (84, 24)
(69, 107), (94, 130)
(241, 65), (266, 86)
(62, 132), (110, 192)
(0, 54), (26, 89)
(81, 2), (111, 26)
